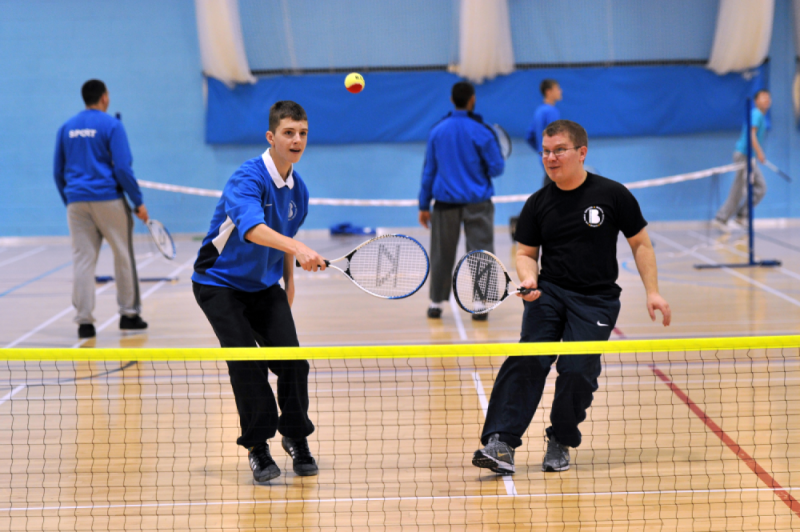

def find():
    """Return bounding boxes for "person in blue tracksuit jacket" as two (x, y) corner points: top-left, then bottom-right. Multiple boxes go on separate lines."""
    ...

(54, 79), (149, 340)
(418, 81), (505, 321)
(525, 79), (562, 188)
(192, 101), (327, 484)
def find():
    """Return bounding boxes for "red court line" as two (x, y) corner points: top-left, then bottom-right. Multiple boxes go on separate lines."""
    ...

(650, 365), (800, 517)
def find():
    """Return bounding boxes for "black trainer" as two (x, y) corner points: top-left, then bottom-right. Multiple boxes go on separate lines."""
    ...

(78, 324), (96, 339)
(248, 443), (280, 482)
(427, 306), (442, 319)
(281, 436), (319, 476)
(120, 315), (148, 330)
(471, 313), (488, 322)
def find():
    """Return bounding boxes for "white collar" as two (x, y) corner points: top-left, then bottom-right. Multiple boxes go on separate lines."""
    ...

(261, 148), (294, 189)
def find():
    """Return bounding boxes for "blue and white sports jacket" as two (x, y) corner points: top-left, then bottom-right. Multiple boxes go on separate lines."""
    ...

(192, 150), (309, 292)
(419, 110), (505, 210)
(53, 109), (143, 207)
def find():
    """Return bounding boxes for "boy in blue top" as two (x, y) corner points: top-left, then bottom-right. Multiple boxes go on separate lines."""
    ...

(714, 89), (771, 230)
(418, 81), (505, 321)
(192, 101), (326, 483)
(525, 79), (562, 188)
(54, 79), (149, 339)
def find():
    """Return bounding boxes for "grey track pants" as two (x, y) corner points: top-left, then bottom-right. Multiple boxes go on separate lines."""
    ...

(429, 200), (495, 303)
(715, 152), (767, 223)
(67, 199), (141, 324)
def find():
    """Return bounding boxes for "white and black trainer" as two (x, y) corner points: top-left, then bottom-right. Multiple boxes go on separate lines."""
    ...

(281, 436), (319, 476)
(248, 443), (280, 482)
(472, 433), (515, 475)
(542, 436), (570, 472)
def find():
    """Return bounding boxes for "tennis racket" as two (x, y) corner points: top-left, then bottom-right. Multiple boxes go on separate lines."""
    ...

(146, 219), (176, 260)
(296, 234), (429, 299)
(491, 123), (512, 160)
(763, 160), (792, 182)
(452, 250), (534, 314)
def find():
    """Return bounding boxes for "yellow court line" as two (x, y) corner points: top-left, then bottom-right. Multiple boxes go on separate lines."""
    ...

(2, 335), (800, 361)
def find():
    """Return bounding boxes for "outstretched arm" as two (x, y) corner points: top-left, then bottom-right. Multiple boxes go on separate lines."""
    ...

(245, 224), (326, 272)
(627, 228), (671, 326)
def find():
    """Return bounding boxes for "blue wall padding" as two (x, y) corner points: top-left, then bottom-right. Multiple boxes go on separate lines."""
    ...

(207, 64), (767, 145)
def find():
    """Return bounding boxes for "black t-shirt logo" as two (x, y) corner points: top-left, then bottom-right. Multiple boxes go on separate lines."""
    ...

(584, 206), (604, 227)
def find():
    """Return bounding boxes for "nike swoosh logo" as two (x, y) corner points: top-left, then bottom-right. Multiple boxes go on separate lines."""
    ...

(497, 453), (508, 458)
(597, 321), (609, 327)
(264, 204), (272, 207)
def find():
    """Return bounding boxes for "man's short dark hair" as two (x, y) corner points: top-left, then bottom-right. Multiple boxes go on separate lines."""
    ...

(82, 79), (107, 106)
(540, 79), (559, 97)
(451, 81), (475, 109)
(268, 101), (308, 132)
(754, 89), (770, 99)
(543, 120), (588, 148)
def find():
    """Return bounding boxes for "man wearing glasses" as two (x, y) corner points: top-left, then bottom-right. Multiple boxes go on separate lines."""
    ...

(473, 120), (671, 475)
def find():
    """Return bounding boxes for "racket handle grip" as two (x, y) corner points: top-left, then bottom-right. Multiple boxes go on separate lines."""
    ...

(295, 259), (330, 267)
(517, 287), (538, 295)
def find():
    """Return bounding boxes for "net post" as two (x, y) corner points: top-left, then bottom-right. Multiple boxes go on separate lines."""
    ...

(746, 97), (755, 265)
(693, 96), (780, 270)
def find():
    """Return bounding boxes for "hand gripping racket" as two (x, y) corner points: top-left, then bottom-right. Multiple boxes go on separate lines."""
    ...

(146, 219), (176, 260)
(296, 234), (429, 299)
(452, 250), (535, 314)
(491, 123), (512, 160)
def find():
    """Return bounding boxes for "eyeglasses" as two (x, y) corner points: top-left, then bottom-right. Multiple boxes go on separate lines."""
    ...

(541, 147), (582, 158)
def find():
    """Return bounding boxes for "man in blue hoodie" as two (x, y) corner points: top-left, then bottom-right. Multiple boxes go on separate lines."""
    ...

(418, 81), (505, 321)
(54, 79), (149, 339)
(525, 79), (562, 188)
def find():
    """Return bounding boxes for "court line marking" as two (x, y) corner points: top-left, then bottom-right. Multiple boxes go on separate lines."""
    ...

(0, 384), (25, 406)
(688, 230), (800, 284)
(1, 486), (798, 513)
(0, 246), (46, 268)
(449, 294), (468, 341)
(651, 232), (800, 308)
(472, 371), (517, 496)
(71, 256), (191, 348)
(0, 259), (72, 298)
(4, 255), (162, 349)
(651, 364), (800, 518)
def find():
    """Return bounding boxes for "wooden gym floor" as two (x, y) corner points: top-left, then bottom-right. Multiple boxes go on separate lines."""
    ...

(0, 221), (799, 530)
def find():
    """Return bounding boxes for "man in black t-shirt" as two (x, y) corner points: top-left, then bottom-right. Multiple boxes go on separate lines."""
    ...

(473, 120), (671, 476)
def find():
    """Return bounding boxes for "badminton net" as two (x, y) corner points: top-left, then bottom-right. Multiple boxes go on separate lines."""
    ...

(1, 337), (799, 531)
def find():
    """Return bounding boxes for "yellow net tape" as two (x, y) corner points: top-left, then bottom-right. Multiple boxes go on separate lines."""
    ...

(3, 335), (800, 361)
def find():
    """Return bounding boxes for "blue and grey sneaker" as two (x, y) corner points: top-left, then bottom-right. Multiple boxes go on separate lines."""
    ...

(472, 433), (515, 475)
(282, 436), (319, 476)
(248, 443), (280, 482)
(542, 436), (570, 472)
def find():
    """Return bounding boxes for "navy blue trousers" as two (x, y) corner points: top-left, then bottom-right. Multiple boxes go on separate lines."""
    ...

(193, 282), (314, 449)
(481, 280), (620, 448)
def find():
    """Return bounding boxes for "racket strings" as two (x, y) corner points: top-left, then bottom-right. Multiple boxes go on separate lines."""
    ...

(348, 236), (428, 298)
(455, 252), (506, 312)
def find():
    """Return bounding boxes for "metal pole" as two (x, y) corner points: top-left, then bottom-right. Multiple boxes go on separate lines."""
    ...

(746, 98), (755, 265)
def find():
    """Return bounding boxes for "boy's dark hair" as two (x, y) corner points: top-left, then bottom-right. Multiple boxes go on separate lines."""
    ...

(82, 79), (107, 106)
(451, 81), (475, 109)
(754, 89), (770, 100)
(268, 101), (308, 132)
(540, 79), (559, 97)
(543, 120), (588, 148)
